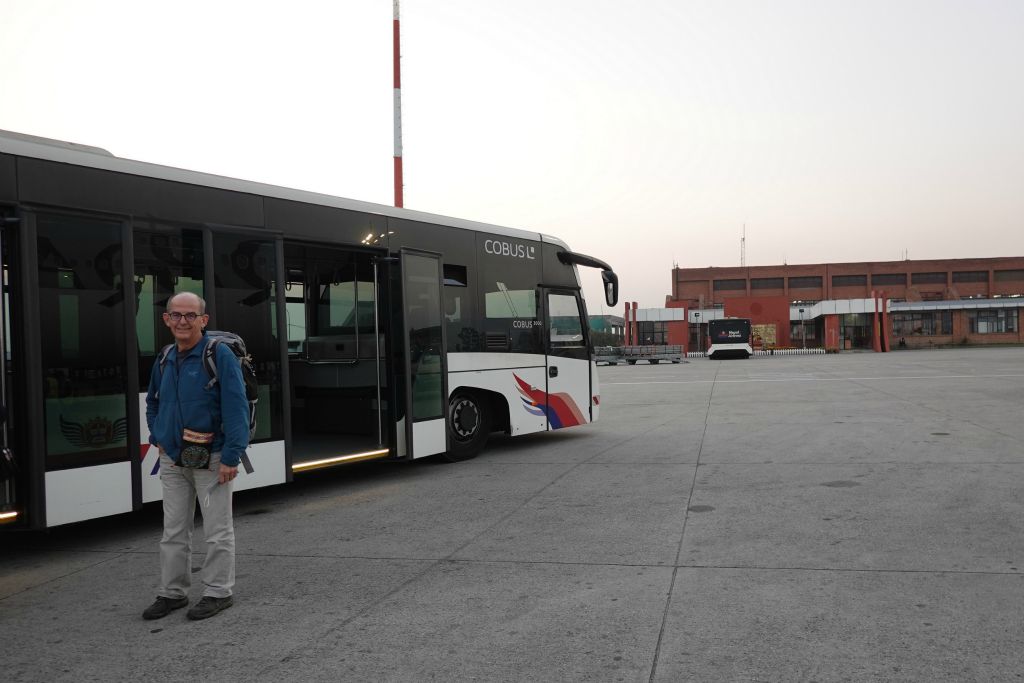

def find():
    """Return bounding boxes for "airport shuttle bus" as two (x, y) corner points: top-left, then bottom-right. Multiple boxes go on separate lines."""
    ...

(707, 318), (753, 359)
(0, 130), (619, 529)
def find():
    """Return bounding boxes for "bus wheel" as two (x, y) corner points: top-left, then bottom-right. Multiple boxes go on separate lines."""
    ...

(440, 391), (491, 462)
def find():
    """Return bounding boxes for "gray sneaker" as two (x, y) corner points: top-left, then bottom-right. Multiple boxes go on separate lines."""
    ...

(186, 595), (234, 620)
(142, 595), (189, 620)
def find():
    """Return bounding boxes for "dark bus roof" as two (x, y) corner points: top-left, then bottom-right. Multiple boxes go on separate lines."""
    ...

(0, 129), (570, 250)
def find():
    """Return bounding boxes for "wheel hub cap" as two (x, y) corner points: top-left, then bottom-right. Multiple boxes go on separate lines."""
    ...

(451, 399), (479, 439)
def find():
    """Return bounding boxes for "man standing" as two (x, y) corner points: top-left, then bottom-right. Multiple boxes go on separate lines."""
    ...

(142, 292), (249, 621)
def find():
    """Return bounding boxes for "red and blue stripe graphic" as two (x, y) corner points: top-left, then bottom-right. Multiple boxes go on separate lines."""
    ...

(141, 443), (160, 475)
(514, 374), (587, 429)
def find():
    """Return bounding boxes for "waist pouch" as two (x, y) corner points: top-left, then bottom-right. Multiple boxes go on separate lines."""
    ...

(180, 429), (214, 469)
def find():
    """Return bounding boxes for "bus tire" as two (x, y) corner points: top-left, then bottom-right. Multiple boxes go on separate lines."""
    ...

(439, 390), (491, 462)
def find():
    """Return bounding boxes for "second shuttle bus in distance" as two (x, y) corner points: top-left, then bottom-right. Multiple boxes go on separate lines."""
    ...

(0, 130), (619, 530)
(707, 318), (753, 359)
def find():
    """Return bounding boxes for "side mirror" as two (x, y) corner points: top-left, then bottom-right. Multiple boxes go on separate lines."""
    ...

(601, 270), (619, 307)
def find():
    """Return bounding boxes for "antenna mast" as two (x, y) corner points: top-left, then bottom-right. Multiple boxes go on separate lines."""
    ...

(393, 0), (404, 207)
(740, 224), (746, 266)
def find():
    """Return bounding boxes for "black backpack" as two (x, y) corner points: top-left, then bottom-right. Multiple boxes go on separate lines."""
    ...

(158, 330), (257, 474)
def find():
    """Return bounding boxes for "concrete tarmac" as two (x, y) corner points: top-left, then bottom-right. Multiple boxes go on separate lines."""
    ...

(2, 347), (1023, 681)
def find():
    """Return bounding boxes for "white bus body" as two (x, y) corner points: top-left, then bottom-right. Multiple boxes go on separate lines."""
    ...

(0, 130), (618, 529)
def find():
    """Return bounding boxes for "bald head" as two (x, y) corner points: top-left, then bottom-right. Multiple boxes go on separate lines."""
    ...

(166, 292), (207, 314)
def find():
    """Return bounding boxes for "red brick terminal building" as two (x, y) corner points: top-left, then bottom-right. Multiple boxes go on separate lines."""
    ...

(662, 256), (1024, 352)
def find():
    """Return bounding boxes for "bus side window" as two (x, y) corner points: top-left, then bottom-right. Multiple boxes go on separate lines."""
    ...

(443, 264), (466, 324)
(444, 263), (477, 352)
(284, 274), (306, 353)
(39, 213), (130, 470)
(445, 296), (461, 323)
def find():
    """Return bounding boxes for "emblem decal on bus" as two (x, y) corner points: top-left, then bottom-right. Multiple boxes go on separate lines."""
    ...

(59, 415), (128, 448)
(513, 374), (586, 429)
(484, 239), (536, 260)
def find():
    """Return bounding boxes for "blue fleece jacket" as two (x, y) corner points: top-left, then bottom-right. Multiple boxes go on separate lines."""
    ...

(145, 333), (250, 467)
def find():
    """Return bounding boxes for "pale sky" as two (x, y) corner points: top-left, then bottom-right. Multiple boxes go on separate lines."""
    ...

(2, 0), (1022, 310)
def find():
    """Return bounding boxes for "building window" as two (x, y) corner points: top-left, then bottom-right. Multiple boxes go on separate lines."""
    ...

(832, 275), (867, 287)
(952, 271), (987, 283)
(790, 322), (817, 342)
(713, 279), (746, 291)
(788, 276), (822, 289)
(751, 277), (784, 289)
(994, 269), (1024, 282)
(871, 273), (906, 286)
(911, 272), (946, 285)
(636, 321), (668, 345)
(968, 309), (1018, 334)
(891, 311), (952, 337)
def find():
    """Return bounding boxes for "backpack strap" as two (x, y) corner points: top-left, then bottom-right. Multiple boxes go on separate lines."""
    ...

(154, 344), (175, 400)
(202, 338), (220, 390)
(239, 451), (254, 475)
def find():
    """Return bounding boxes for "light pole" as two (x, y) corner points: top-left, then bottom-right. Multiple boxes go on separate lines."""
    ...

(694, 312), (701, 353)
(799, 308), (806, 349)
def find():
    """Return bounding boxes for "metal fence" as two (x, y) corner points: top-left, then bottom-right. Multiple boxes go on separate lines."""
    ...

(685, 347), (826, 358)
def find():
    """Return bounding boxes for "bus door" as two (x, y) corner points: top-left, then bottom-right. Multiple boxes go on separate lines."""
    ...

(542, 288), (592, 429)
(33, 211), (134, 526)
(398, 249), (448, 458)
(0, 219), (16, 524)
(282, 242), (389, 471)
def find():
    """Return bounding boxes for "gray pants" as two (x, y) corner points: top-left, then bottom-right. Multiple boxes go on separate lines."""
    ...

(158, 452), (235, 599)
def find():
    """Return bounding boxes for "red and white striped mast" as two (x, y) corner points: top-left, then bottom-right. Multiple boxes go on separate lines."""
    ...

(393, 0), (404, 208)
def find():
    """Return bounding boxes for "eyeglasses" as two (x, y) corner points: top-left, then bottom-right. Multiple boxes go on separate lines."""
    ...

(167, 312), (204, 322)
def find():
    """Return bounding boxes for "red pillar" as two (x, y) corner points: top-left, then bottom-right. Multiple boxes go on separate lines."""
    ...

(872, 290), (881, 352)
(623, 301), (632, 345)
(881, 292), (891, 352)
(626, 301), (634, 348)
